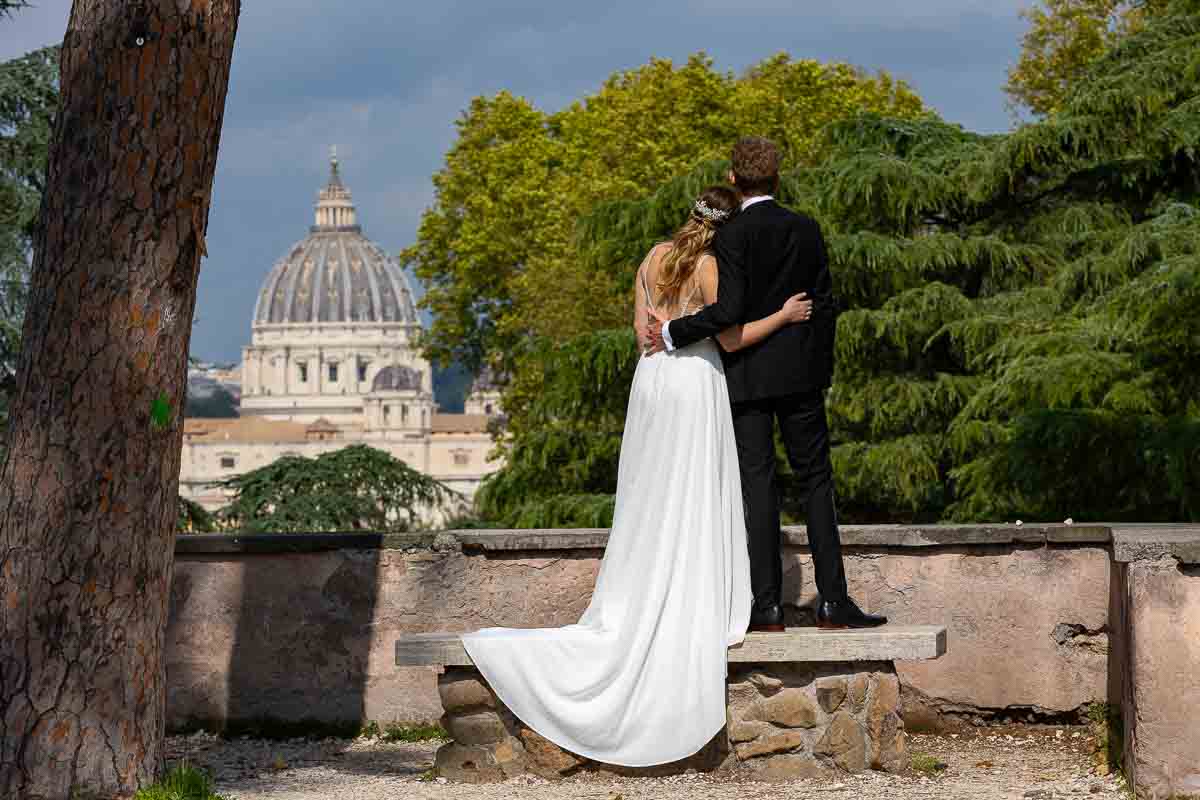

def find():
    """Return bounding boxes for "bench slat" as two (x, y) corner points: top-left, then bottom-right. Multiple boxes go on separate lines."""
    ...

(396, 625), (946, 666)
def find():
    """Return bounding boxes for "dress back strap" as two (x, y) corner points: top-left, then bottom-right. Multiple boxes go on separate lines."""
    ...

(640, 259), (658, 313)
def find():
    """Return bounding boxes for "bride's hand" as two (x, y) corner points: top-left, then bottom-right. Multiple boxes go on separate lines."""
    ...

(781, 293), (813, 323)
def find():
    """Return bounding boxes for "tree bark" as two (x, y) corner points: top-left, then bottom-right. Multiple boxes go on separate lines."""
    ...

(0, 1), (240, 797)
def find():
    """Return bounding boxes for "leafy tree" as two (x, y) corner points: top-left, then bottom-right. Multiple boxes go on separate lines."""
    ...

(0, 42), (59, 435)
(475, 329), (634, 527)
(177, 495), (217, 532)
(480, 0), (1200, 526)
(404, 53), (926, 375)
(1005, 0), (1170, 117)
(214, 444), (458, 533)
(0, 1), (31, 17)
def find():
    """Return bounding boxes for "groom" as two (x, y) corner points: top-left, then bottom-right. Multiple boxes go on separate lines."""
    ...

(644, 136), (886, 633)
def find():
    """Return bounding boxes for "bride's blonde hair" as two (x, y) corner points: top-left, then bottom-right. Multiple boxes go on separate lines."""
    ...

(656, 185), (740, 308)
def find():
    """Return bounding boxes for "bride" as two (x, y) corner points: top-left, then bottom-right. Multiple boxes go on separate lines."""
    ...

(460, 185), (814, 767)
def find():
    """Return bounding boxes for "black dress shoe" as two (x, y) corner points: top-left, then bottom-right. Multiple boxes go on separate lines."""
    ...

(816, 598), (887, 630)
(748, 603), (786, 633)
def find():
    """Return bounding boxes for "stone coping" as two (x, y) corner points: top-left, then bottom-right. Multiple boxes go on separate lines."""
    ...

(454, 524), (1111, 550)
(396, 625), (947, 667)
(175, 523), (1114, 555)
(174, 531), (455, 554)
(1111, 525), (1200, 565)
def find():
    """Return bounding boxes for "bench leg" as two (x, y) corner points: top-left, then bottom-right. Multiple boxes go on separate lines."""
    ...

(433, 662), (907, 783)
(727, 660), (907, 779)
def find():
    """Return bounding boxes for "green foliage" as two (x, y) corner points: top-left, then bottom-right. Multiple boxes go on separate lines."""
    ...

(378, 722), (450, 743)
(133, 766), (227, 800)
(0, 42), (59, 429)
(176, 496), (217, 533)
(405, 53), (928, 374)
(475, 329), (636, 526)
(214, 444), (458, 533)
(477, 0), (1200, 526)
(1005, 0), (1172, 117)
(1087, 702), (1126, 774)
(909, 752), (949, 776)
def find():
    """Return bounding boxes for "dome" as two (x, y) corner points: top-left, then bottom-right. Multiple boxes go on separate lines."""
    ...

(371, 364), (423, 392)
(253, 147), (419, 326)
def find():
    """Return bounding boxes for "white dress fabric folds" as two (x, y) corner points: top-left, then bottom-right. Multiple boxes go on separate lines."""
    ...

(461, 273), (752, 766)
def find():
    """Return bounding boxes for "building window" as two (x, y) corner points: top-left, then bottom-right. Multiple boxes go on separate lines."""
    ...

(357, 361), (368, 382)
(328, 363), (338, 382)
(220, 456), (236, 469)
(298, 362), (308, 383)
(402, 405), (409, 424)
(383, 405), (390, 420)
(484, 403), (493, 415)
(454, 451), (469, 466)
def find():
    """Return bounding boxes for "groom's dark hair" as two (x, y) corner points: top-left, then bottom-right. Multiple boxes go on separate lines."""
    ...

(731, 137), (780, 197)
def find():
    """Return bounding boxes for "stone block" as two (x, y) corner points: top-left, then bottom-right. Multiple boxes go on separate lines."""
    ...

(734, 730), (807, 760)
(747, 688), (819, 728)
(491, 736), (527, 774)
(729, 720), (772, 743)
(816, 677), (847, 713)
(746, 670), (784, 694)
(815, 712), (868, 772)
(727, 680), (762, 707)
(847, 674), (870, 712)
(745, 754), (834, 782)
(438, 668), (496, 713)
(434, 742), (506, 783)
(400, 627), (946, 666)
(441, 710), (507, 746)
(872, 712), (907, 773)
(517, 725), (584, 776)
(867, 671), (901, 740)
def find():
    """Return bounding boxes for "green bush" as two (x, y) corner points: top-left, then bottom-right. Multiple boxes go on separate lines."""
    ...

(134, 766), (226, 800)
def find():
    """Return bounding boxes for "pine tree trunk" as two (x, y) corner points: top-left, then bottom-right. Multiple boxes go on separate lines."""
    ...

(0, 1), (240, 797)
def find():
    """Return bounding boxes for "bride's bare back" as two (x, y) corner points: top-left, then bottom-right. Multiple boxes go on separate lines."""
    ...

(635, 241), (812, 355)
(635, 243), (718, 334)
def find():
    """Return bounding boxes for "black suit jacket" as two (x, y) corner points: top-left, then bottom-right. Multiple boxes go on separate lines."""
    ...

(666, 199), (837, 405)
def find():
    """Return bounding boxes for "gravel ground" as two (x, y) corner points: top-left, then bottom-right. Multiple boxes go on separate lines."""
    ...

(166, 725), (1129, 800)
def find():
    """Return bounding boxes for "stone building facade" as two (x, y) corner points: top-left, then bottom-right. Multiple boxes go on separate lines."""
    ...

(178, 150), (503, 520)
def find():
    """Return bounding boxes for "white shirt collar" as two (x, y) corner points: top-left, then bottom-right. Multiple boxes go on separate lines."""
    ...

(741, 194), (774, 211)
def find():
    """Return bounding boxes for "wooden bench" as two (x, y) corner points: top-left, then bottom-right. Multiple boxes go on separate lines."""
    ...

(397, 625), (947, 782)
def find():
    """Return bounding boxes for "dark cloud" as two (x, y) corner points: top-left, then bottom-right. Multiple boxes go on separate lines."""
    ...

(3, 1), (1031, 363)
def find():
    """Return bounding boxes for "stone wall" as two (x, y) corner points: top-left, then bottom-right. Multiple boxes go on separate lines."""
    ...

(1111, 528), (1200, 799)
(167, 524), (1115, 732)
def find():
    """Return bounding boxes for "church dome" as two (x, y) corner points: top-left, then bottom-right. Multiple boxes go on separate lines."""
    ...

(371, 364), (423, 392)
(253, 148), (419, 326)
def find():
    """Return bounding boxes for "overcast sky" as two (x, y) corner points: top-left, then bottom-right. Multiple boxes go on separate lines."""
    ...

(3, 1), (1032, 364)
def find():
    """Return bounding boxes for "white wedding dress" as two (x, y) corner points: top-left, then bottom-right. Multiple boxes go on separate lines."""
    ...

(460, 248), (753, 767)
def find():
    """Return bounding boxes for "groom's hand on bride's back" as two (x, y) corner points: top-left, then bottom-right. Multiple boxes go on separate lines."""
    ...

(642, 307), (668, 356)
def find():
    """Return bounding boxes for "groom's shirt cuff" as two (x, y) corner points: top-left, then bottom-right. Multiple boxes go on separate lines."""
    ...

(661, 321), (676, 352)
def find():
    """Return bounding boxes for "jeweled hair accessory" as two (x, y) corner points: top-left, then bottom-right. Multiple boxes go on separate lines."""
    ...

(693, 199), (731, 223)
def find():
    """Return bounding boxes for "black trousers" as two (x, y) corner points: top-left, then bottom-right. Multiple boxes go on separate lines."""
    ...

(731, 389), (849, 611)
